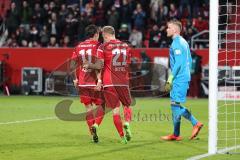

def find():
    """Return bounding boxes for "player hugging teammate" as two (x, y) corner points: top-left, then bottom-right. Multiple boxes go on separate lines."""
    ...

(72, 25), (132, 144)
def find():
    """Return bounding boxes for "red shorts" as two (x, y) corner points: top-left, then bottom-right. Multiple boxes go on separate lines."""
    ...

(79, 87), (103, 105)
(103, 86), (131, 108)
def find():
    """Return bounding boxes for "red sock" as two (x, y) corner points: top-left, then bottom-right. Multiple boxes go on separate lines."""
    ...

(113, 114), (124, 137)
(95, 106), (104, 126)
(86, 111), (95, 133)
(124, 106), (132, 123)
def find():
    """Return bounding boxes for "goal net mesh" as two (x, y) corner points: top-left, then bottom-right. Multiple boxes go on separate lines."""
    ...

(217, 0), (240, 153)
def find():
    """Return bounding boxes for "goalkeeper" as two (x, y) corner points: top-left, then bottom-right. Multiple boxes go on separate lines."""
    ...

(161, 20), (203, 141)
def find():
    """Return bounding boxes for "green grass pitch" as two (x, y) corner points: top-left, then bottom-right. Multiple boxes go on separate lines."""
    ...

(0, 96), (239, 160)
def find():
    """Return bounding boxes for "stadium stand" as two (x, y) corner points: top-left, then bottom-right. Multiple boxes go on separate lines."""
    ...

(0, 0), (209, 48)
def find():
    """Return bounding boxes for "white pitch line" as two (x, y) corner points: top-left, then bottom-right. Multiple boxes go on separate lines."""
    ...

(187, 145), (240, 160)
(217, 145), (240, 154)
(186, 153), (214, 160)
(0, 117), (57, 125)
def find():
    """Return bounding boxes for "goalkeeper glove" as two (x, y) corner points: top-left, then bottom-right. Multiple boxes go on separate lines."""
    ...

(164, 74), (173, 92)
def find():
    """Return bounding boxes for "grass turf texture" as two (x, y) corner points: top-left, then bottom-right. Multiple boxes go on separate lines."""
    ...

(0, 96), (239, 160)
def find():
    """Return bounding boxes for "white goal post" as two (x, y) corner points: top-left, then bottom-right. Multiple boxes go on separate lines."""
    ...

(188, 1), (240, 159)
(208, 0), (219, 155)
(209, 0), (240, 156)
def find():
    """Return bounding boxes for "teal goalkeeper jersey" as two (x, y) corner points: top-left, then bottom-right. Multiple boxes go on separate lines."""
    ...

(169, 35), (192, 83)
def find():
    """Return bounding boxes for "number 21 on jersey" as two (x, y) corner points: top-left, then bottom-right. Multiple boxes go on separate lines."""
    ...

(112, 48), (127, 66)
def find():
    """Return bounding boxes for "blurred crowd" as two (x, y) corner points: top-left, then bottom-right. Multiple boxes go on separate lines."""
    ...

(1, 0), (209, 48)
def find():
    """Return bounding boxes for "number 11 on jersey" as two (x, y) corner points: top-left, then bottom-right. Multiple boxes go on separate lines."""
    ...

(79, 49), (92, 72)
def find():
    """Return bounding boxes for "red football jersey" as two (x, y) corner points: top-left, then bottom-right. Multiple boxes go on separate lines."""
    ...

(72, 39), (100, 86)
(97, 39), (131, 86)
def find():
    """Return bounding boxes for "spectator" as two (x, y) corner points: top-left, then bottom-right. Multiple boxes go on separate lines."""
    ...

(129, 28), (143, 48)
(77, 12), (91, 41)
(41, 3), (50, 25)
(20, 1), (32, 31)
(103, 0), (114, 10)
(29, 25), (39, 43)
(48, 36), (59, 47)
(6, 33), (18, 47)
(0, 0), (11, 19)
(47, 12), (59, 37)
(159, 23), (168, 48)
(202, 3), (209, 19)
(94, 1), (105, 26)
(179, 0), (191, 18)
(6, 2), (19, 36)
(82, 3), (93, 17)
(20, 39), (28, 47)
(188, 51), (202, 98)
(59, 4), (68, 22)
(121, 0), (132, 31)
(32, 3), (44, 30)
(149, 24), (161, 48)
(107, 5), (119, 31)
(193, 15), (209, 48)
(64, 13), (78, 45)
(40, 25), (49, 47)
(11, 0), (21, 11)
(118, 24), (130, 41)
(132, 3), (146, 31)
(157, 3), (168, 24)
(193, 16), (208, 32)
(2, 0), (210, 48)
(192, 0), (201, 18)
(61, 35), (72, 47)
(49, 1), (58, 13)
(16, 24), (29, 46)
(150, 0), (163, 22)
(183, 20), (198, 44)
(169, 3), (178, 19)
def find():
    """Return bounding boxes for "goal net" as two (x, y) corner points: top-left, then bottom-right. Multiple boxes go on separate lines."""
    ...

(209, 0), (240, 155)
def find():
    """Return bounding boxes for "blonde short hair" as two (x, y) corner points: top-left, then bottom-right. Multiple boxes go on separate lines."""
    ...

(102, 26), (115, 35)
(168, 19), (182, 32)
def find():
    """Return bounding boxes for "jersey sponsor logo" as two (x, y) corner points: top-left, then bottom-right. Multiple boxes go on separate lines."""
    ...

(175, 49), (181, 55)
